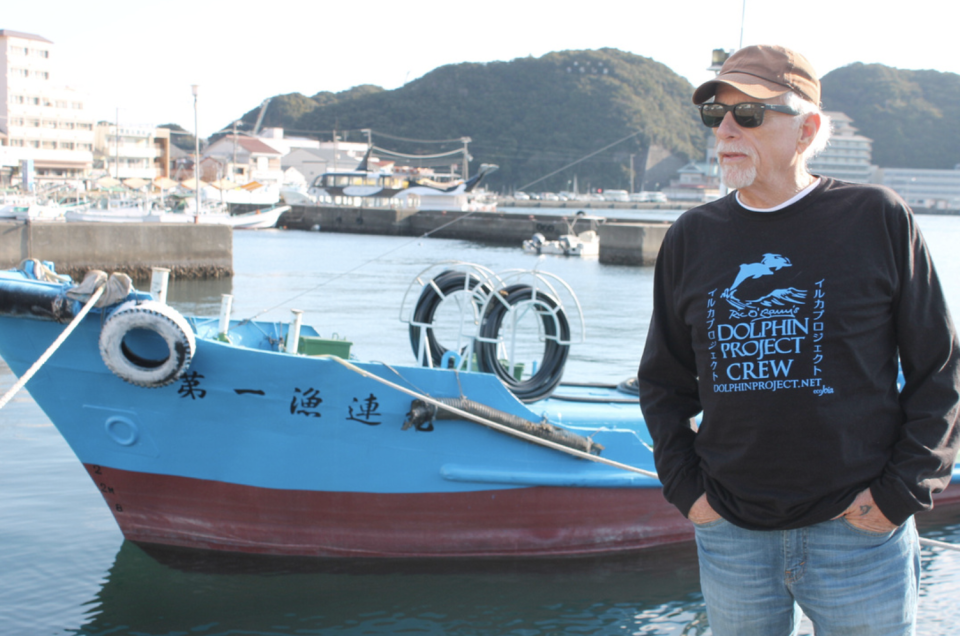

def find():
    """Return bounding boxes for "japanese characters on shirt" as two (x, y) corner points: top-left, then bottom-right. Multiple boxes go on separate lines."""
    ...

(708, 252), (832, 396)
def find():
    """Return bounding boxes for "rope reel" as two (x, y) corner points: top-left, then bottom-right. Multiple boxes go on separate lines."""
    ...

(402, 263), (584, 402)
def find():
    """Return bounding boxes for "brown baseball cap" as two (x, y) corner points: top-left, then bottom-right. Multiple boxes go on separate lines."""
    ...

(692, 44), (820, 106)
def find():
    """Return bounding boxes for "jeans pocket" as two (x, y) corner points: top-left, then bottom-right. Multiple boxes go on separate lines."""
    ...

(692, 516), (727, 529)
(839, 516), (896, 537)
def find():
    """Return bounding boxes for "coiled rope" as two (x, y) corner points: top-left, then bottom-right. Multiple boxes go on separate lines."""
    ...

(475, 284), (570, 403)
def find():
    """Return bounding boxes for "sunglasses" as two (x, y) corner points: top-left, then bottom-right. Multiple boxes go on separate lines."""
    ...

(699, 102), (801, 128)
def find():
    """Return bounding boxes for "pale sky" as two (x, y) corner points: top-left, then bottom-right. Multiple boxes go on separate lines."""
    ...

(5, 0), (957, 137)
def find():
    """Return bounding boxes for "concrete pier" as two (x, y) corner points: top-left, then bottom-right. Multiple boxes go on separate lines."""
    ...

(0, 221), (233, 279)
(279, 206), (671, 265)
(598, 223), (670, 266)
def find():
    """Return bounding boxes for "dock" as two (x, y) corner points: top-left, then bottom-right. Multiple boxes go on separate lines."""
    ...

(0, 221), (233, 279)
(0, 205), (673, 281)
(279, 206), (673, 266)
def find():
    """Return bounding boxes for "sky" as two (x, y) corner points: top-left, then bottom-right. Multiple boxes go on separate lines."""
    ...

(5, 0), (958, 138)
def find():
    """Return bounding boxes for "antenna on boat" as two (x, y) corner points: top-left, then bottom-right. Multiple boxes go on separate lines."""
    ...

(739, 0), (746, 49)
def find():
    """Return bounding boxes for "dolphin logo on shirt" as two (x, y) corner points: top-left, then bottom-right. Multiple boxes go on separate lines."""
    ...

(721, 253), (807, 312)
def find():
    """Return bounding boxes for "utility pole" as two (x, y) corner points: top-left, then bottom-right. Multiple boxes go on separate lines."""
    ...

(629, 154), (635, 194)
(232, 120), (238, 182)
(114, 108), (120, 180)
(191, 84), (200, 222)
(461, 137), (471, 180)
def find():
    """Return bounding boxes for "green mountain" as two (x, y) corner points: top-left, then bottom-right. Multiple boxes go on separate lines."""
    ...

(233, 49), (707, 192)
(821, 63), (960, 169)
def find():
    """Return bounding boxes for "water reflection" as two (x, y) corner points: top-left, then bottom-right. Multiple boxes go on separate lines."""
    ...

(69, 512), (960, 636)
(164, 276), (233, 317)
(74, 541), (709, 636)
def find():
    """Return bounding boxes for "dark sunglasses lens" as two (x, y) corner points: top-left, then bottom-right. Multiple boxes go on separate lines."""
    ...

(733, 104), (764, 128)
(700, 104), (726, 127)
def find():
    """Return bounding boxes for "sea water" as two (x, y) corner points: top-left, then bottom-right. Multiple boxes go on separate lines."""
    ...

(1, 214), (959, 635)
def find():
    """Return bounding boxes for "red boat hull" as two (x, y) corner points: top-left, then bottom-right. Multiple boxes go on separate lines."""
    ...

(84, 465), (960, 558)
(85, 464), (694, 557)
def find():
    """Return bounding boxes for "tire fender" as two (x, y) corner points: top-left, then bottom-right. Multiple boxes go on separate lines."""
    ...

(99, 300), (196, 388)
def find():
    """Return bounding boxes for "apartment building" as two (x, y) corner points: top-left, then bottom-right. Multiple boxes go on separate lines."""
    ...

(93, 123), (171, 180)
(0, 30), (95, 185)
(807, 112), (877, 183)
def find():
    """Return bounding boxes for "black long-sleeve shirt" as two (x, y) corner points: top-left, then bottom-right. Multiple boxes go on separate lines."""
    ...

(638, 178), (960, 529)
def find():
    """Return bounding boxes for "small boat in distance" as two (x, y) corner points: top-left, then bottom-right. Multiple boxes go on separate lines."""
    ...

(523, 213), (603, 257)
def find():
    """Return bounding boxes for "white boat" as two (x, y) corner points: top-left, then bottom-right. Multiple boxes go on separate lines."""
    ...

(64, 196), (160, 223)
(305, 158), (498, 212)
(154, 199), (290, 229)
(1, 198), (88, 222)
(522, 215), (603, 257)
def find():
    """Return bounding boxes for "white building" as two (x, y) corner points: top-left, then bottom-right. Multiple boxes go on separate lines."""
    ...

(201, 134), (285, 186)
(94, 123), (171, 180)
(0, 29), (95, 185)
(662, 161), (722, 202)
(873, 167), (960, 210)
(807, 112), (876, 183)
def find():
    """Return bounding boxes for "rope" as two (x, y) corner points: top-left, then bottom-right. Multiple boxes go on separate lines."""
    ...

(919, 536), (960, 552)
(238, 209), (484, 324)
(0, 285), (105, 411)
(322, 354), (659, 479)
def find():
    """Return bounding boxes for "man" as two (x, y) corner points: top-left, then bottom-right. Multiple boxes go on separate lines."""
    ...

(637, 44), (960, 635)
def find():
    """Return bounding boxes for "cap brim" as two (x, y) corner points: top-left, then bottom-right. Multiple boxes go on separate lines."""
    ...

(692, 73), (791, 104)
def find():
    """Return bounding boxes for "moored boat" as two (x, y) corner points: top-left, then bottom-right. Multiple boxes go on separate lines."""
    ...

(304, 159), (499, 212)
(522, 214), (603, 257)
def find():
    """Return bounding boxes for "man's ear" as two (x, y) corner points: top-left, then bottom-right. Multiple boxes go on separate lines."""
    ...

(798, 112), (821, 152)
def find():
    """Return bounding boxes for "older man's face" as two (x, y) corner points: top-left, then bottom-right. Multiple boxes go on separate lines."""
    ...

(712, 85), (806, 195)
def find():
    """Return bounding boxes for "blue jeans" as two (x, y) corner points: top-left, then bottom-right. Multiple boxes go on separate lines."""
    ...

(694, 516), (919, 636)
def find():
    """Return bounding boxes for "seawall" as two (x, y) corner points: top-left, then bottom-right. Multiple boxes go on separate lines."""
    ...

(279, 206), (670, 266)
(0, 221), (233, 279)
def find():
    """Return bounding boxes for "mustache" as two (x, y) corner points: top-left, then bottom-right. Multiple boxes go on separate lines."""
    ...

(716, 142), (757, 160)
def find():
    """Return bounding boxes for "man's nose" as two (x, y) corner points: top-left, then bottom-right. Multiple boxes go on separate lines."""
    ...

(716, 112), (741, 137)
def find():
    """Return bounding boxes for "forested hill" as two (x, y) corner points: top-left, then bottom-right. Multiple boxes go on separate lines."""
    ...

(821, 63), (960, 169)
(233, 49), (706, 192)
(231, 52), (960, 188)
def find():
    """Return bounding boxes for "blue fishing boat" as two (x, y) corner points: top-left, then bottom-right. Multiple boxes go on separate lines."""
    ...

(0, 260), (957, 558)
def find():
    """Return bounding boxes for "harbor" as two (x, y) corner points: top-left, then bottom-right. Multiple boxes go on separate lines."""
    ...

(5, 9), (960, 635)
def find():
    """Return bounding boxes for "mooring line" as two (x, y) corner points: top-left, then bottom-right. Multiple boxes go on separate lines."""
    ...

(0, 284), (105, 411)
(323, 354), (659, 479)
(240, 208), (484, 325)
(919, 536), (960, 552)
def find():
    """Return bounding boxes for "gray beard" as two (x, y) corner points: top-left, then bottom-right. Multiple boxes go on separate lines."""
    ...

(720, 164), (757, 190)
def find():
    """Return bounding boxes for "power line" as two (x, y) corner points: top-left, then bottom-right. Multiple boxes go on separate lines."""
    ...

(370, 129), (467, 144)
(517, 130), (643, 191)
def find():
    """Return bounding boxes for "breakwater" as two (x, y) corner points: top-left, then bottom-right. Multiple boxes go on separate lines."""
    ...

(279, 206), (670, 265)
(0, 221), (233, 279)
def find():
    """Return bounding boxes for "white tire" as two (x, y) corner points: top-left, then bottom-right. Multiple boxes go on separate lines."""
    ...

(99, 300), (196, 388)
